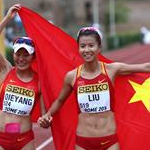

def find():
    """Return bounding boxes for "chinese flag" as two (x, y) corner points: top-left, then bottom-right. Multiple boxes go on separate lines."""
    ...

(19, 7), (150, 150)
(114, 73), (150, 150)
(19, 7), (81, 150)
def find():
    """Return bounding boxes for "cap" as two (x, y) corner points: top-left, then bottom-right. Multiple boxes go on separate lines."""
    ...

(13, 37), (35, 54)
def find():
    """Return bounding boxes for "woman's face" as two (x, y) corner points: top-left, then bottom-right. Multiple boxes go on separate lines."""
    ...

(13, 48), (34, 71)
(78, 35), (100, 63)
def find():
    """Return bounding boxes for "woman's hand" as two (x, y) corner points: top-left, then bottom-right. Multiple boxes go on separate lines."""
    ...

(37, 113), (53, 128)
(6, 4), (21, 19)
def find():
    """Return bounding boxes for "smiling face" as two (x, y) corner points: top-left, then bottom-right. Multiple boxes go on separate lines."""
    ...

(13, 48), (34, 71)
(78, 35), (101, 63)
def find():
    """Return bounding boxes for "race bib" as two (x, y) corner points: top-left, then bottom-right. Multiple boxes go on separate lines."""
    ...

(2, 84), (35, 116)
(77, 82), (110, 113)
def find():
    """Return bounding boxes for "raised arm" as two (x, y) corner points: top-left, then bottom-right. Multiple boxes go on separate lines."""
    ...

(37, 70), (75, 128)
(0, 4), (21, 34)
(111, 62), (150, 75)
(0, 4), (21, 84)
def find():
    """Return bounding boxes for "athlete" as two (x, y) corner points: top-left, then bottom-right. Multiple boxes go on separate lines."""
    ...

(38, 26), (150, 150)
(0, 4), (45, 150)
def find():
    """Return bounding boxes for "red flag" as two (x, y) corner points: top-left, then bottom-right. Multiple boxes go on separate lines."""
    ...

(18, 6), (150, 150)
(19, 7), (81, 150)
(114, 73), (150, 150)
(18, 6), (111, 149)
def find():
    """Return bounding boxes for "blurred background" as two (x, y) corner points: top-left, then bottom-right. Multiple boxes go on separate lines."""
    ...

(1, 0), (150, 149)
(1, 0), (150, 54)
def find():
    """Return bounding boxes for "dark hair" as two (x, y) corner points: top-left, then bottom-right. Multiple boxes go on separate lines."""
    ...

(77, 29), (101, 46)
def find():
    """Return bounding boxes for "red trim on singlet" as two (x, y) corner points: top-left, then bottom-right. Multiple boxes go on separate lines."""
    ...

(73, 62), (114, 112)
(100, 62), (115, 111)
(0, 68), (40, 114)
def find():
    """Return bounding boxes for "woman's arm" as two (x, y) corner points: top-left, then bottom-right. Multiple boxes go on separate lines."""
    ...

(39, 94), (46, 115)
(0, 4), (21, 34)
(0, 4), (21, 84)
(38, 71), (74, 128)
(112, 62), (150, 75)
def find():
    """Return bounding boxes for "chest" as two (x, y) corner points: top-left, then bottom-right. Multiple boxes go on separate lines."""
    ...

(0, 71), (39, 116)
(76, 74), (111, 113)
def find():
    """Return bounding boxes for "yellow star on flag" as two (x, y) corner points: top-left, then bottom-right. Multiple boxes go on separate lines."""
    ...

(129, 77), (150, 112)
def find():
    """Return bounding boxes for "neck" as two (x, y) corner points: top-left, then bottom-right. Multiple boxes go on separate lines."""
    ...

(16, 68), (34, 82)
(83, 61), (100, 72)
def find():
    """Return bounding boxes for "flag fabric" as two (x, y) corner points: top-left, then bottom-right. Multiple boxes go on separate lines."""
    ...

(19, 7), (82, 150)
(18, 7), (150, 150)
(114, 73), (150, 150)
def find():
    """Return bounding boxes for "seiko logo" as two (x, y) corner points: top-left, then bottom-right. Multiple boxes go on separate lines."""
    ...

(78, 82), (109, 94)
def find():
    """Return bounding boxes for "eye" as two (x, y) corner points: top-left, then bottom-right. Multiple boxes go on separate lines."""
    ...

(79, 44), (86, 49)
(89, 44), (94, 48)
(24, 54), (30, 57)
(23, 53), (30, 57)
(15, 53), (21, 57)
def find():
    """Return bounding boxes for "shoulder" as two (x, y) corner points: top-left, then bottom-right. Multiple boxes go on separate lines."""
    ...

(65, 68), (78, 87)
(0, 54), (12, 72)
(0, 64), (12, 86)
(104, 62), (127, 76)
(105, 62), (125, 70)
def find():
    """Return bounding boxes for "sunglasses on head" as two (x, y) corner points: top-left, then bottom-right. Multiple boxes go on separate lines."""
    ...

(80, 27), (98, 32)
(77, 27), (100, 37)
(13, 38), (35, 47)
